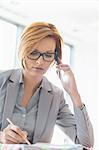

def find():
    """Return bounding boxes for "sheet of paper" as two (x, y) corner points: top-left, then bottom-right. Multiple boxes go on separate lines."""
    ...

(0, 143), (83, 150)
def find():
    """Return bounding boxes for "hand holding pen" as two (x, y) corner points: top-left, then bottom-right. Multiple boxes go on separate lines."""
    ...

(7, 118), (31, 145)
(0, 118), (31, 145)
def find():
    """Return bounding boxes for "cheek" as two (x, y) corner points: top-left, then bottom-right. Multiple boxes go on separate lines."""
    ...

(23, 59), (32, 69)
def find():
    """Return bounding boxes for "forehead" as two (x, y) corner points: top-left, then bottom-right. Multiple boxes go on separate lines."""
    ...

(36, 37), (56, 52)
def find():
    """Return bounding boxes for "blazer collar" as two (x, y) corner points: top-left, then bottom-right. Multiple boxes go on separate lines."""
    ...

(1, 78), (20, 129)
(9, 68), (23, 84)
(41, 77), (52, 92)
(33, 87), (53, 143)
(9, 69), (52, 92)
(1, 69), (53, 131)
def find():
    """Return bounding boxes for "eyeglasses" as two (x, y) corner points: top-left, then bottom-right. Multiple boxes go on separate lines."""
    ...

(27, 50), (55, 62)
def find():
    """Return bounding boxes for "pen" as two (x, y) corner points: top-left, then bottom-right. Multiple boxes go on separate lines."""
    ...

(7, 118), (31, 145)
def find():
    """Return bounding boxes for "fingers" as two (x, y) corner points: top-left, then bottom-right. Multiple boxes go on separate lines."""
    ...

(57, 63), (69, 67)
(10, 124), (27, 139)
(56, 63), (73, 84)
(56, 64), (70, 71)
(3, 132), (21, 144)
(56, 63), (70, 68)
(2, 124), (27, 144)
(56, 70), (63, 82)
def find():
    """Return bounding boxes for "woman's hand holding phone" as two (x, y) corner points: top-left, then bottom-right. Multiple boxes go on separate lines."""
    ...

(56, 62), (82, 107)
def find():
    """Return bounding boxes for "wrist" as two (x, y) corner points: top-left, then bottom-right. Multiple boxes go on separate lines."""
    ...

(79, 103), (85, 110)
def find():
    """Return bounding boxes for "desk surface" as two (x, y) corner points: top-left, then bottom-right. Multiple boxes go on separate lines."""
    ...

(0, 143), (84, 150)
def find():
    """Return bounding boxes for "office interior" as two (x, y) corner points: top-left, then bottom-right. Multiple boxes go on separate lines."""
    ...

(0, 0), (98, 148)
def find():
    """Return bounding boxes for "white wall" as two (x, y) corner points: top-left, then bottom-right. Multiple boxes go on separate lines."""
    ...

(50, 24), (98, 148)
(70, 25), (98, 148)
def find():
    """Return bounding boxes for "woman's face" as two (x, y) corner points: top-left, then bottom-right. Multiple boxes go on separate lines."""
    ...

(23, 37), (56, 77)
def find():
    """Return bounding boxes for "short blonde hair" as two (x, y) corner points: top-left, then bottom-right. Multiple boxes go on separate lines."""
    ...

(18, 22), (63, 65)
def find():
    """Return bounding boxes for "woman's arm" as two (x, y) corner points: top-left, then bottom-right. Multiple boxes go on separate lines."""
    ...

(56, 92), (94, 147)
(56, 63), (94, 147)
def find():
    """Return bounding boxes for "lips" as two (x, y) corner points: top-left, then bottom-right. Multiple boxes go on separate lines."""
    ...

(32, 67), (44, 70)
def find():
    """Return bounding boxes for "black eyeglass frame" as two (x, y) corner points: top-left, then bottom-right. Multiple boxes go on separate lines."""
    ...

(27, 51), (55, 62)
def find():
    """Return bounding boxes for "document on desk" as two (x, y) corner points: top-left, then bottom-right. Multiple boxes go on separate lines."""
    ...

(34, 143), (83, 150)
(0, 143), (83, 150)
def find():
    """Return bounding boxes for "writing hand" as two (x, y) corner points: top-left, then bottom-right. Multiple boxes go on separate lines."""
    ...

(0, 123), (28, 144)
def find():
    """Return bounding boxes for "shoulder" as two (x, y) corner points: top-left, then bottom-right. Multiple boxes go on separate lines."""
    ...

(43, 77), (65, 106)
(0, 69), (15, 79)
(0, 69), (20, 86)
(43, 76), (63, 95)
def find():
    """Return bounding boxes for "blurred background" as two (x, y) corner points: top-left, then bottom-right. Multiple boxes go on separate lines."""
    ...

(0, 0), (98, 148)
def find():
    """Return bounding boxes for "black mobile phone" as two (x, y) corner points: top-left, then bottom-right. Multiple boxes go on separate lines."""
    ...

(55, 48), (61, 77)
(54, 48), (60, 64)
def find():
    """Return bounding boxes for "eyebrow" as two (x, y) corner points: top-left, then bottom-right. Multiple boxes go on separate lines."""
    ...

(34, 49), (54, 53)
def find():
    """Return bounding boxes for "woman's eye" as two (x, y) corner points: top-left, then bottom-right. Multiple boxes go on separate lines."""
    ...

(31, 51), (39, 55)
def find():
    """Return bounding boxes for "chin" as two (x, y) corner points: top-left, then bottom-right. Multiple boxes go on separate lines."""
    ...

(29, 70), (44, 77)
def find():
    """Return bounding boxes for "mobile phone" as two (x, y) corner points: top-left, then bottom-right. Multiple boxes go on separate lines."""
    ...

(55, 48), (61, 77)
(54, 48), (60, 64)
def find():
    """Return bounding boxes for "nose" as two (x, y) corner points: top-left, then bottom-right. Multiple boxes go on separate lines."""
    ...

(36, 55), (44, 64)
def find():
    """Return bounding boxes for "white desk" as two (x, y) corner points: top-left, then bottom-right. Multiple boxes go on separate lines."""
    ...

(0, 143), (84, 150)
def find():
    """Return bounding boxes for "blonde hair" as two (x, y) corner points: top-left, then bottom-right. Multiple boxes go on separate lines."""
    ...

(18, 22), (63, 66)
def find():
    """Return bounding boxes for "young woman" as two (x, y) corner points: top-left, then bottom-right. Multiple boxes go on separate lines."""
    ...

(0, 22), (94, 147)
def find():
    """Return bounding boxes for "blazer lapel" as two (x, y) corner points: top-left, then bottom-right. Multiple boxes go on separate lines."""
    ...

(1, 72), (21, 130)
(33, 88), (53, 143)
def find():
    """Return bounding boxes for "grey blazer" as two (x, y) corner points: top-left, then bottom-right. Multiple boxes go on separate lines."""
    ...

(0, 69), (94, 147)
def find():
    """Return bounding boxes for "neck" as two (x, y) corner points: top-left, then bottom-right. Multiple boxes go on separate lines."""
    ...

(23, 70), (43, 89)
